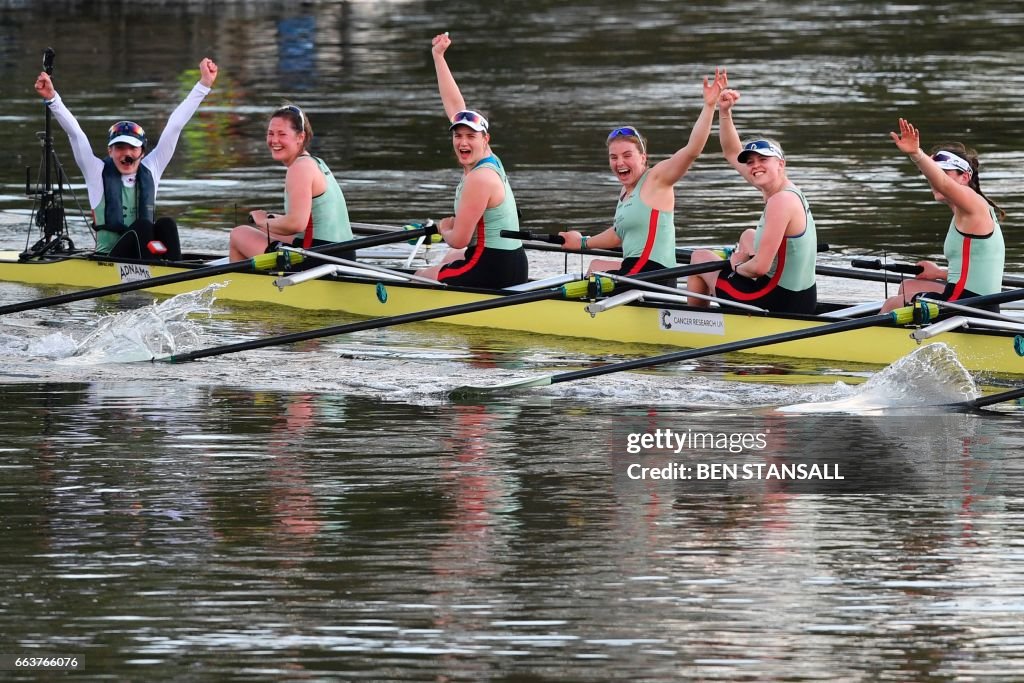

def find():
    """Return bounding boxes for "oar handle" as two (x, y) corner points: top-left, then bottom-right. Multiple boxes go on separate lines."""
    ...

(501, 229), (565, 245)
(851, 258), (923, 275)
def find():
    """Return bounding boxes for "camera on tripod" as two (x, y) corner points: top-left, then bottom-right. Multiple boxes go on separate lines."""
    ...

(21, 47), (80, 260)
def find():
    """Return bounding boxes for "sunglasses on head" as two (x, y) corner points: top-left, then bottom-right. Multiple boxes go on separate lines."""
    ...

(454, 110), (482, 123)
(108, 121), (144, 137)
(276, 104), (306, 124)
(607, 126), (645, 154)
(451, 110), (489, 131)
(931, 151), (972, 175)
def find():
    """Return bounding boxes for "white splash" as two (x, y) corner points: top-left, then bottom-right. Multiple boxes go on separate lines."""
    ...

(2, 327), (81, 359)
(779, 343), (978, 413)
(57, 283), (224, 365)
(27, 332), (80, 359)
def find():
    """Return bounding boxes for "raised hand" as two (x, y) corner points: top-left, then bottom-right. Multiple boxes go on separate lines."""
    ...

(431, 32), (451, 59)
(703, 67), (728, 107)
(718, 88), (740, 114)
(200, 58), (219, 88)
(34, 71), (55, 100)
(890, 118), (921, 156)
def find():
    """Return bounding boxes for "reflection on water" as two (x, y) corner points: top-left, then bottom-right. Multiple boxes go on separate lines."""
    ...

(3, 383), (1024, 679)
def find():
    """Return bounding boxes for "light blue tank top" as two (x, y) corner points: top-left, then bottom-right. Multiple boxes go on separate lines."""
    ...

(612, 171), (677, 268)
(455, 154), (522, 251)
(283, 155), (352, 243)
(752, 186), (816, 291)
(943, 207), (1004, 296)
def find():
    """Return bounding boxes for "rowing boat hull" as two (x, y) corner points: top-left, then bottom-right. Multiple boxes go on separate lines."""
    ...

(1, 251), (1022, 375)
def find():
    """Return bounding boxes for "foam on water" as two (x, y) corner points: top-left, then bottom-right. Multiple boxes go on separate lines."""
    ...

(778, 343), (978, 413)
(0, 325), (79, 359)
(55, 284), (224, 365)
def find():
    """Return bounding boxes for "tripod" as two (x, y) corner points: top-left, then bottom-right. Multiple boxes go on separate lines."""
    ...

(21, 47), (82, 260)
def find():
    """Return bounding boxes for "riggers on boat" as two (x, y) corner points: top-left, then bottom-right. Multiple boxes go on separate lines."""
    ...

(1, 247), (1023, 376)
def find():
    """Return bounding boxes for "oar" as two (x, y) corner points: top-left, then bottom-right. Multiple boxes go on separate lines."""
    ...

(503, 229), (705, 259)
(162, 277), (600, 363)
(453, 287), (1024, 396)
(351, 221), (445, 246)
(501, 229), (623, 258)
(159, 259), (730, 364)
(0, 225), (437, 316)
(965, 387), (1024, 410)
(948, 287), (1024, 310)
(850, 258), (1024, 288)
(450, 307), (922, 396)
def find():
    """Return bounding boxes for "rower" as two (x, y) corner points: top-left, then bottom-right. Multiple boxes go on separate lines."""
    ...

(557, 68), (727, 282)
(414, 32), (529, 289)
(227, 104), (354, 263)
(879, 119), (1005, 313)
(686, 84), (818, 315)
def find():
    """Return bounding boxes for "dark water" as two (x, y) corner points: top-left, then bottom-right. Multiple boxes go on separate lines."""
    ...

(4, 383), (1024, 681)
(2, 1), (1024, 680)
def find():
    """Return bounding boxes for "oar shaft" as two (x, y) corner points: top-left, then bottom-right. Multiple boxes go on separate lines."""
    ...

(166, 260), (727, 363)
(501, 229), (702, 259)
(969, 387), (1024, 409)
(166, 283), (572, 363)
(955, 287), (1024, 308)
(815, 265), (906, 284)
(0, 226), (437, 316)
(504, 230), (830, 262)
(0, 257), (259, 316)
(548, 312), (896, 385)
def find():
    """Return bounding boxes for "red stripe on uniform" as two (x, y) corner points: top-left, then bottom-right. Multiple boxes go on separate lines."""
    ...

(302, 214), (314, 248)
(437, 220), (487, 280)
(716, 240), (788, 301)
(949, 236), (970, 301)
(626, 209), (659, 275)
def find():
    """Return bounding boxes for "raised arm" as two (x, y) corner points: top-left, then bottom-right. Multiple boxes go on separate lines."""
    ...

(34, 71), (104, 207)
(889, 118), (990, 231)
(649, 68), (727, 187)
(431, 33), (467, 121)
(717, 88), (744, 173)
(145, 58), (218, 178)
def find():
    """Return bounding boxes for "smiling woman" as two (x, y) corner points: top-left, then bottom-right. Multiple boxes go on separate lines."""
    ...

(557, 68), (727, 279)
(879, 118), (1006, 313)
(414, 32), (528, 289)
(33, 57), (219, 261)
(227, 103), (353, 262)
(686, 84), (819, 314)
